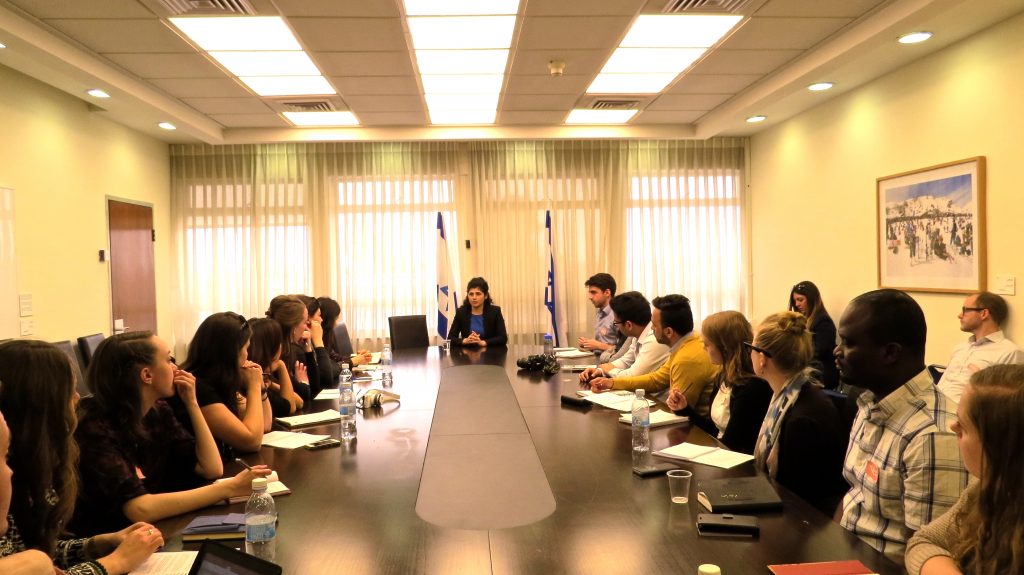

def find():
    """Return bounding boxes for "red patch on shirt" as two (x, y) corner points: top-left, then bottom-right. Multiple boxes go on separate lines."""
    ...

(865, 461), (879, 483)
(135, 466), (146, 480)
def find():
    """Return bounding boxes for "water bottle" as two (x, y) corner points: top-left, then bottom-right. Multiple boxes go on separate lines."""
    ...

(244, 477), (277, 561)
(543, 334), (554, 355)
(381, 345), (393, 387)
(339, 363), (356, 441)
(631, 389), (650, 462)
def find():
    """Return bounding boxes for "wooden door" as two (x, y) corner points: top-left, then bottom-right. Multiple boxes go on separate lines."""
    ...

(108, 199), (156, 334)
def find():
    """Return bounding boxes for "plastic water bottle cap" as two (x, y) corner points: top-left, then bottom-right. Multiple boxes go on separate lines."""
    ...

(697, 565), (721, 575)
(251, 477), (268, 490)
(636, 389), (645, 398)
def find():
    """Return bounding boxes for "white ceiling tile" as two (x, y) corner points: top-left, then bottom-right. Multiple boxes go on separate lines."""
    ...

(183, 98), (274, 115)
(501, 93), (579, 111)
(274, 0), (401, 17)
(505, 75), (592, 95)
(668, 74), (762, 94)
(357, 111), (430, 126)
(345, 95), (424, 112)
(149, 78), (253, 98)
(647, 94), (732, 111)
(316, 52), (415, 77)
(724, 17), (853, 50)
(289, 18), (408, 52)
(104, 53), (225, 79)
(690, 49), (802, 75)
(755, 0), (886, 18)
(9, 0), (153, 18)
(331, 76), (421, 96)
(632, 110), (703, 124)
(211, 114), (290, 128)
(518, 16), (631, 50)
(44, 19), (191, 53)
(525, 0), (644, 16)
(509, 49), (608, 78)
(499, 110), (568, 124)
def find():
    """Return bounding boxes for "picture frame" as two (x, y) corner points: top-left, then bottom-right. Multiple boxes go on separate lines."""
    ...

(877, 157), (985, 293)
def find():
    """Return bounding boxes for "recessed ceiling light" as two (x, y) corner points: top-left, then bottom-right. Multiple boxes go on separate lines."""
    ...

(86, 89), (111, 98)
(898, 31), (933, 44)
(0, 41), (6, 49)
(421, 74), (504, 94)
(600, 48), (705, 74)
(621, 14), (743, 48)
(404, 0), (519, 16)
(808, 82), (834, 91)
(565, 109), (638, 124)
(425, 93), (500, 111)
(169, 17), (301, 51)
(158, 122), (177, 130)
(408, 16), (516, 49)
(415, 50), (509, 74)
(746, 115), (766, 123)
(429, 109), (497, 125)
(209, 51), (320, 77)
(283, 111), (359, 127)
(238, 76), (336, 97)
(586, 73), (678, 94)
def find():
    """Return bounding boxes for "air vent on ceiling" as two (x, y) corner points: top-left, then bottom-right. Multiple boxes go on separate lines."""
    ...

(663, 0), (751, 13)
(591, 100), (641, 110)
(156, 0), (257, 16)
(281, 101), (336, 113)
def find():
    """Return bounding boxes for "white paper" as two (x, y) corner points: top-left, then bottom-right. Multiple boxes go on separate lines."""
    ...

(653, 442), (754, 469)
(315, 389), (341, 400)
(274, 409), (341, 428)
(577, 390), (654, 412)
(618, 410), (688, 427)
(128, 551), (198, 575)
(556, 349), (594, 359)
(261, 430), (330, 449)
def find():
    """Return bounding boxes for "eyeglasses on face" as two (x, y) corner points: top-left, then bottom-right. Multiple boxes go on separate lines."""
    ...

(743, 341), (773, 358)
(961, 306), (985, 315)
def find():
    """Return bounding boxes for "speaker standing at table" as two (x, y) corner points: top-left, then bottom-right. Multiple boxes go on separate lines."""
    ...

(447, 277), (507, 348)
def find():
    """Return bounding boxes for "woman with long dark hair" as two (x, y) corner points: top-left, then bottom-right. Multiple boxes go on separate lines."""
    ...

(318, 296), (372, 382)
(788, 280), (840, 389)
(71, 332), (269, 536)
(447, 277), (508, 347)
(668, 311), (772, 454)
(248, 317), (303, 416)
(906, 364), (1024, 575)
(267, 295), (331, 400)
(0, 409), (55, 574)
(0, 341), (161, 574)
(173, 312), (271, 459)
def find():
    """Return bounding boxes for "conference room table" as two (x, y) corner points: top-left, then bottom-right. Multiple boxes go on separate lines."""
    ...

(156, 345), (901, 575)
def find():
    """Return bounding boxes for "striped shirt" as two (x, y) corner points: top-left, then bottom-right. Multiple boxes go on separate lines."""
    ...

(840, 370), (968, 563)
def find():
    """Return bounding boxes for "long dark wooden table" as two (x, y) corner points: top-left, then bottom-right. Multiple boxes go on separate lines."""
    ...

(156, 345), (901, 574)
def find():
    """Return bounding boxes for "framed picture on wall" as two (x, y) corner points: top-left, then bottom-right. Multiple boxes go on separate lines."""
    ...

(877, 157), (985, 293)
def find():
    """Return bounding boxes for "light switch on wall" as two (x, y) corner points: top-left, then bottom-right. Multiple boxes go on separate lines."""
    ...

(19, 318), (33, 336)
(18, 293), (32, 317)
(993, 275), (1016, 296)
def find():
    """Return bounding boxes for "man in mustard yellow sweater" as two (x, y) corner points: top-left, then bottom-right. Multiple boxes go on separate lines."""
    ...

(589, 294), (718, 417)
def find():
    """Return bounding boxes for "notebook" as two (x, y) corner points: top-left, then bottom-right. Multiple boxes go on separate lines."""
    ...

(696, 475), (783, 512)
(767, 560), (876, 575)
(274, 409), (341, 428)
(214, 471), (291, 505)
(653, 442), (754, 469)
(576, 390), (654, 412)
(618, 410), (688, 427)
(181, 513), (245, 541)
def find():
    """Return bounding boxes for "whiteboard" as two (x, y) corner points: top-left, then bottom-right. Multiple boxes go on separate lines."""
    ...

(0, 187), (16, 339)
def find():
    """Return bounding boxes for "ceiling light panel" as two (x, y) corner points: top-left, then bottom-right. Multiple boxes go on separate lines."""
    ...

(600, 48), (705, 74)
(169, 17), (302, 51)
(425, 94), (500, 111)
(621, 15), (743, 48)
(421, 75), (504, 94)
(565, 109), (637, 124)
(587, 74), (678, 94)
(404, 0), (519, 16)
(415, 49), (509, 74)
(209, 51), (320, 77)
(407, 16), (516, 49)
(428, 110), (497, 125)
(240, 76), (336, 97)
(283, 111), (359, 126)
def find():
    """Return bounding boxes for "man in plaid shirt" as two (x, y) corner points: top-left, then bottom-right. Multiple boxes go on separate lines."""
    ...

(834, 289), (968, 564)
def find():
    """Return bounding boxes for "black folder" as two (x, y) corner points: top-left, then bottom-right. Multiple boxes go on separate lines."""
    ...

(696, 475), (783, 513)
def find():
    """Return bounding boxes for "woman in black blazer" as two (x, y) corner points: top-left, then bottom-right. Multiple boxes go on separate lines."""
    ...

(448, 277), (508, 347)
(789, 280), (840, 390)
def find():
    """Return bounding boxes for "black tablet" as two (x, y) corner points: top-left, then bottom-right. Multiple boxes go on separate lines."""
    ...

(188, 540), (282, 575)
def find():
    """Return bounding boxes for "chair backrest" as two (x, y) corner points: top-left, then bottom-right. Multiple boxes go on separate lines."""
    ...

(77, 333), (105, 367)
(388, 315), (430, 350)
(823, 386), (866, 437)
(333, 321), (354, 358)
(927, 364), (947, 385)
(52, 340), (90, 398)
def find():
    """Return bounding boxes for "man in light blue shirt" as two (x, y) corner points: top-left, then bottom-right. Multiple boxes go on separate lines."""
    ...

(578, 273), (618, 357)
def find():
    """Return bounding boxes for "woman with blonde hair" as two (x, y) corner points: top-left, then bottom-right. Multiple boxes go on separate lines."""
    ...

(906, 364), (1024, 575)
(750, 311), (848, 515)
(668, 311), (771, 454)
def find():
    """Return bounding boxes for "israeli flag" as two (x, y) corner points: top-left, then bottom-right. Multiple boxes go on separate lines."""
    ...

(544, 210), (568, 346)
(436, 212), (457, 338)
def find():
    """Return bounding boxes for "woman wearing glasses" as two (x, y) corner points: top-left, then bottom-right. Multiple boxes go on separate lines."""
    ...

(71, 332), (270, 535)
(788, 281), (840, 389)
(750, 311), (849, 515)
(170, 312), (272, 460)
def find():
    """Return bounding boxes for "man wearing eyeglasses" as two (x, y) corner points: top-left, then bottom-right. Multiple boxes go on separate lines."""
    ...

(936, 291), (1023, 403)
(579, 291), (670, 384)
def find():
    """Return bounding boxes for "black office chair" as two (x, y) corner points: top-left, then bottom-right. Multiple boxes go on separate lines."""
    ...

(927, 364), (947, 384)
(333, 321), (354, 358)
(77, 333), (106, 367)
(388, 315), (430, 350)
(53, 340), (90, 397)
(823, 385), (866, 437)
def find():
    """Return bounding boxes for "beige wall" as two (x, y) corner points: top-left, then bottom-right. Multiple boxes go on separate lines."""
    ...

(750, 12), (1024, 365)
(0, 64), (171, 345)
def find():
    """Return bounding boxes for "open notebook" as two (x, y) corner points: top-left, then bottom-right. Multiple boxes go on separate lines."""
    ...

(653, 442), (754, 469)
(214, 471), (290, 505)
(274, 409), (340, 429)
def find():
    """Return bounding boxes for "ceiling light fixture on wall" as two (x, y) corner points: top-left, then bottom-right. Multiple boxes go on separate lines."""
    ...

(808, 82), (833, 91)
(746, 115), (766, 123)
(898, 31), (933, 44)
(158, 122), (177, 130)
(87, 89), (111, 98)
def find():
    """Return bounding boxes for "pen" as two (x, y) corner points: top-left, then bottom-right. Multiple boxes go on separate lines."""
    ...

(235, 458), (253, 471)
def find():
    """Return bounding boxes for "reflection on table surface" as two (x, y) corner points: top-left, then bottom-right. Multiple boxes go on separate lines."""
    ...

(156, 345), (901, 575)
